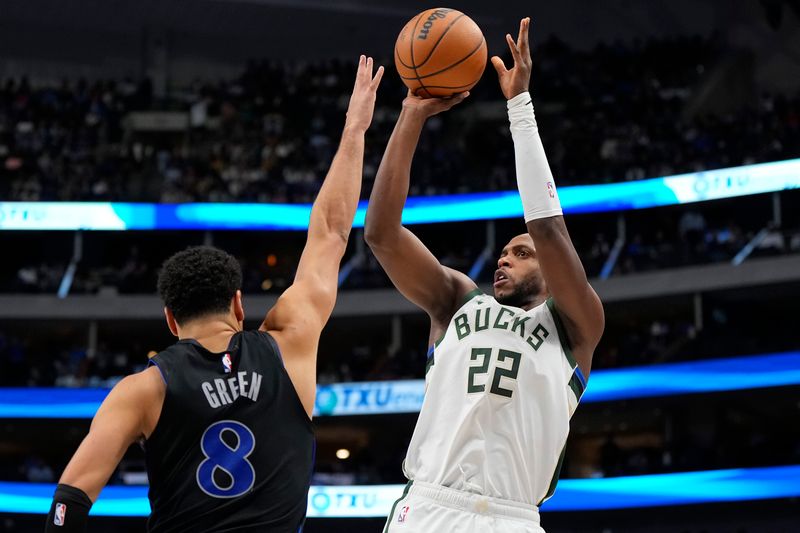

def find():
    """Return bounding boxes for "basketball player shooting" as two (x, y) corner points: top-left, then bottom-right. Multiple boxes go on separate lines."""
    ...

(44, 56), (383, 533)
(365, 19), (604, 533)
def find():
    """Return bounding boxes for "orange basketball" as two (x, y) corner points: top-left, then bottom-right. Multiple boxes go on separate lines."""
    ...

(395, 8), (487, 98)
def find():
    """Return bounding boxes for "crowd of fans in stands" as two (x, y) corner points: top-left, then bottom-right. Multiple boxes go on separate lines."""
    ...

(1, 35), (799, 204)
(2, 35), (799, 299)
(1, 278), (794, 387)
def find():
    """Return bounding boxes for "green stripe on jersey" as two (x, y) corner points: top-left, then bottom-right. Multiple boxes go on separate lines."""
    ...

(461, 287), (483, 305)
(568, 371), (585, 401)
(383, 480), (413, 533)
(546, 298), (577, 370)
(425, 354), (435, 375)
(538, 442), (567, 506)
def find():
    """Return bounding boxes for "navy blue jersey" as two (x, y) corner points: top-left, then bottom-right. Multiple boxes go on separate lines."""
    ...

(145, 330), (314, 532)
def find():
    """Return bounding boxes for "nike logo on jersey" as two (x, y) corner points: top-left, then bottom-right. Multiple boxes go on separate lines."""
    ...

(201, 371), (263, 408)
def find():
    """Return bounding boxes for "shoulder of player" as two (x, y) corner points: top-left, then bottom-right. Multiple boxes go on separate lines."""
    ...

(95, 368), (165, 439)
(105, 367), (165, 409)
(431, 267), (479, 322)
(241, 329), (286, 361)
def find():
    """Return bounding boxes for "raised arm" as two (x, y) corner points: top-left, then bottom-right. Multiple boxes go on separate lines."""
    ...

(492, 18), (604, 377)
(364, 93), (476, 341)
(261, 56), (383, 417)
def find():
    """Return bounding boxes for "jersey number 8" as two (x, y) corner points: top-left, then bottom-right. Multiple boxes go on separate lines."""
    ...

(196, 420), (256, 498)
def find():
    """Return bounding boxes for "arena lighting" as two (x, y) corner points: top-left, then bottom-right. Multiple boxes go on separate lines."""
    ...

(0, 158), (798, 231)
(336, 448), (351, 460)
(1, 352), (798, 418)
(2, 465), (800, 516)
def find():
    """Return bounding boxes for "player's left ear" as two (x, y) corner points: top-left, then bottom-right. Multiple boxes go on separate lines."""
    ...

(233, 290), (245, 322)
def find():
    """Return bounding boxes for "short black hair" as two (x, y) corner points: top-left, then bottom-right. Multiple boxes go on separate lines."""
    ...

(157, 246), (242, 324)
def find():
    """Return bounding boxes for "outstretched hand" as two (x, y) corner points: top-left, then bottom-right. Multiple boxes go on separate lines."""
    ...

(491, 17), (532, 100)
(401, 90), (470, 119)
(345, 55), (385, 133)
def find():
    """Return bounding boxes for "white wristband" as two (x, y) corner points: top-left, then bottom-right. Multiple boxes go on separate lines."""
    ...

(507, 91), (563, 222)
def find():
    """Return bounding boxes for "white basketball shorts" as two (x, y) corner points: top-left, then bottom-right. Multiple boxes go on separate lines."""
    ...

(383, 481), (545, 533)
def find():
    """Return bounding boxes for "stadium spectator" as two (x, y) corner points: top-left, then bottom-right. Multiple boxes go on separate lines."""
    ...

(2, 36), (799, 203)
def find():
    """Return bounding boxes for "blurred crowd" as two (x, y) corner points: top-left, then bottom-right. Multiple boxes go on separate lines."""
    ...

(1, 35), (799, 203)
(0, 329), (146, 389)
(0, 279), (795, 386)
(4, 207), (799, 296)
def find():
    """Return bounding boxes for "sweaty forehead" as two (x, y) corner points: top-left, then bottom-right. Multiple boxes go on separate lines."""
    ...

(503, 233), (535, 252)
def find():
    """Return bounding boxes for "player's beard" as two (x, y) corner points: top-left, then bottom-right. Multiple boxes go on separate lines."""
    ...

(494, 274), (543, 309)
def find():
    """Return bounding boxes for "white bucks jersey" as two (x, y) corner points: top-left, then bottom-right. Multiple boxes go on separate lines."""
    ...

(403, 290), (586, 506)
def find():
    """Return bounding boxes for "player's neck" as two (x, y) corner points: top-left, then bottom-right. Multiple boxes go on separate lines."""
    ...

(518, 293), (548, 312)
(176, 316), (241, 353)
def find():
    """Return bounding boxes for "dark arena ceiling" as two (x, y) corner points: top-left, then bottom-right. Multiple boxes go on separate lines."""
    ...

(0, 0), (779, 60)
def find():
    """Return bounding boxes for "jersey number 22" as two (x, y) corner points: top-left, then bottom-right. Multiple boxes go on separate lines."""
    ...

(468, 347), (521, 398)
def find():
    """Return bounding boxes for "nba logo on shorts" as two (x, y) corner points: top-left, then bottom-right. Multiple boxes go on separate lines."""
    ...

(547, 181), (555, 198)
(222, 353), (232, 373)
(54, 502), (66, 526)
(397, 505), (410, 523)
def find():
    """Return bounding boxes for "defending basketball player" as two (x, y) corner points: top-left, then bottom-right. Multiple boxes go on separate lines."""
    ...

(365, 19), (604, 533)
(44, 56), (383, 532)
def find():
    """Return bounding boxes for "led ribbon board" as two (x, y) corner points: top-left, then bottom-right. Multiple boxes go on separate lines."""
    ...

(1, 352), (798, 419)
(1, 158), (798, 230)
(4, 465), (800, 516)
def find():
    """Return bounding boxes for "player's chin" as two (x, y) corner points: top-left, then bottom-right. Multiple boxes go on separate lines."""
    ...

(493, 283), (514, 302)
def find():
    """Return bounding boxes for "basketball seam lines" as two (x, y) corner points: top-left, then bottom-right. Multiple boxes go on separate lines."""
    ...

(409, 11), (431, 98)
(399, 37), (486, 81)
(395, 45), (414, 70)
(394, 12), (465, 70)
(396, 11), (426, 70)
(414, 13), (466, 69)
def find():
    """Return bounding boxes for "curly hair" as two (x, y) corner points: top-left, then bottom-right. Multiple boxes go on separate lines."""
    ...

(157, 246), (243, 324)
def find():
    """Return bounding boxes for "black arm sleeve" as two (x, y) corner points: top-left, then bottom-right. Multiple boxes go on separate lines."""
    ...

(44, 484), (92, 532)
